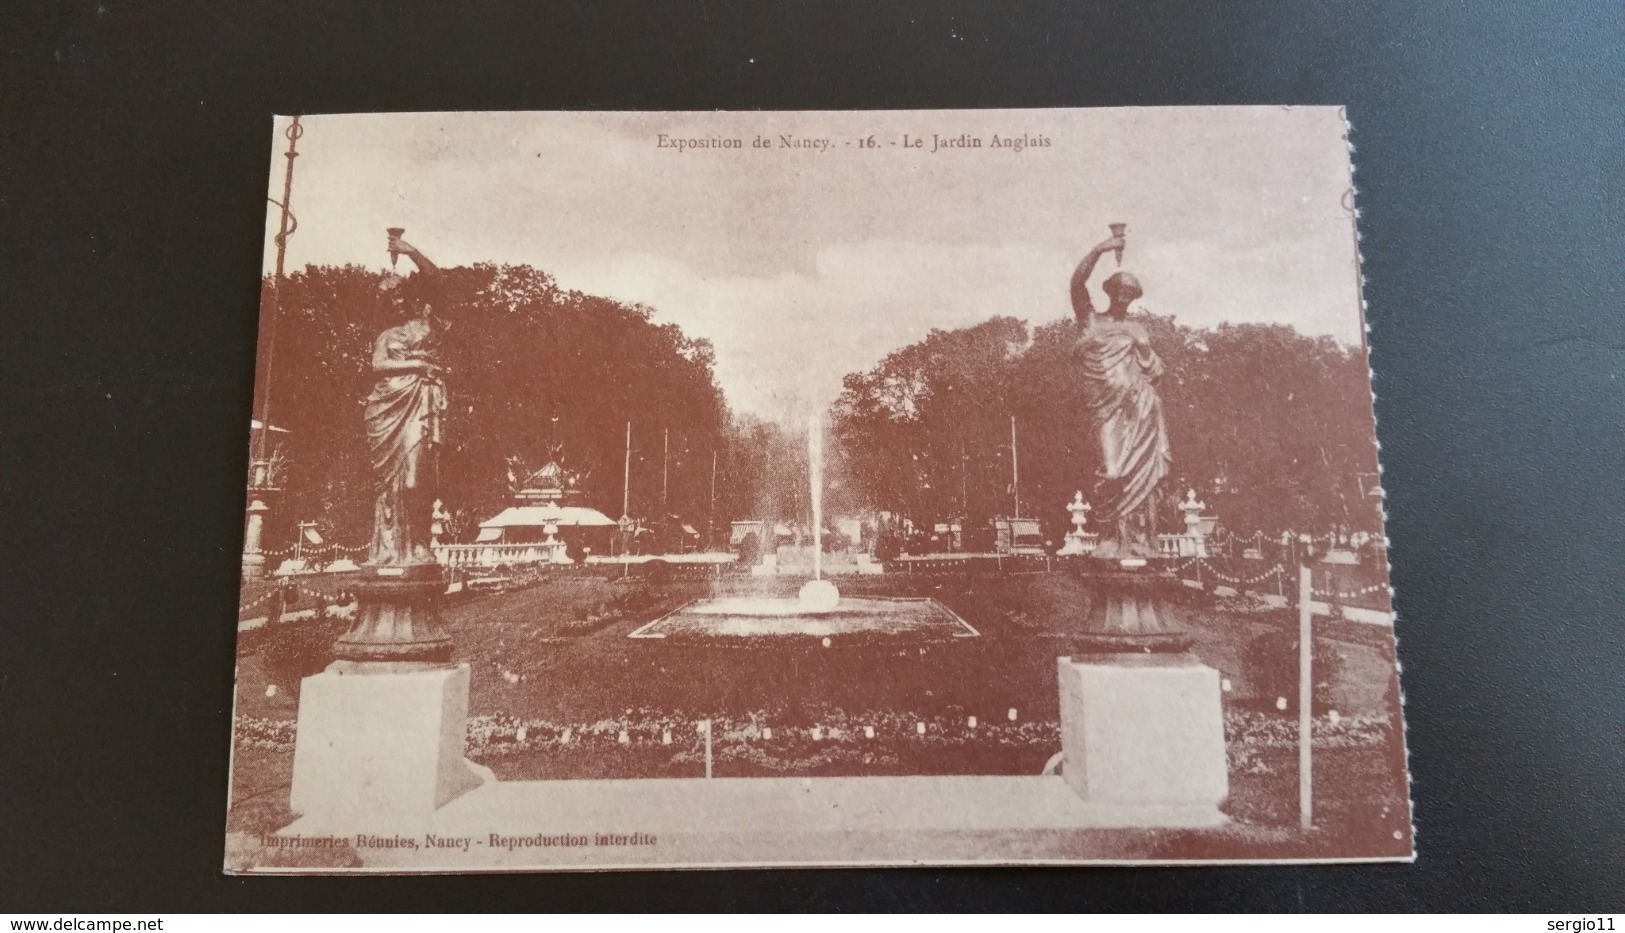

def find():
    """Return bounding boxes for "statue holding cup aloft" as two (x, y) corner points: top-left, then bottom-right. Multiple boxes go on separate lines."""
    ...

(1070, 225), (1171, 560)
(365, 231), (446, 568)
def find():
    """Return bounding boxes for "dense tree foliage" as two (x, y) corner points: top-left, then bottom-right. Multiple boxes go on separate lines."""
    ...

(251, 263), (1380, 555)
(252, 263), (775, 548)
(830, 313), (1381, 547)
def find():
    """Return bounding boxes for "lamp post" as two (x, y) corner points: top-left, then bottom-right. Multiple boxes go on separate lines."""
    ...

(257, 115), (301, 469)
(244, 115), (302, 582)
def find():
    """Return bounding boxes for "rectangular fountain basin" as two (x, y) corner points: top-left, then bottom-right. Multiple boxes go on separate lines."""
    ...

(628, 597), (979, 640)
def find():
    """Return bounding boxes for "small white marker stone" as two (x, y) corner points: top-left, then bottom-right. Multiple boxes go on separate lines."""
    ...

(1276, 697), (1289, 711)
(561, 728), (572, 744)
(1329, 709), (1341, 724)
(864, 725), (874, 739)
(967, 716), (977, 729)
(916, 722), (927, 735)
(811, 727), (822, 741)
(618, 730), (629, 744)
(762, 727), (772, 740)
(1008, 708), (1017, 721)
(1221, 678), (1233, 692)
(265, 684), (277, 698)
(662, 729), (671, 745)
(516, 727), (528, 743)
(821, 636), (831, 647)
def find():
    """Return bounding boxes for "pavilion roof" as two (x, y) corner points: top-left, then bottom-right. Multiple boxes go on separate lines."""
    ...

(480, 505), (617, 528)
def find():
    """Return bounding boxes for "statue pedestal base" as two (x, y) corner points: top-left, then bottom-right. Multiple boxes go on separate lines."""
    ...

(1056, 654), (1228, 825)
(290, 661), (491, 822)
(242, 497), (270, 582)
(241, 553), (266, 582)
(335, 564), (452, 663)
(1069, 559), (1193, 655)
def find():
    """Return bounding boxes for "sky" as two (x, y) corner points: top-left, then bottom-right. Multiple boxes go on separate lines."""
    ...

(264, 108), (1363, 422)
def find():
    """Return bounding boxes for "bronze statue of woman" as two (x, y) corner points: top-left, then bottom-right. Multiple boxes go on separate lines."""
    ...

(365, 234), (446, 568)
(1071, 232), (1172, 559)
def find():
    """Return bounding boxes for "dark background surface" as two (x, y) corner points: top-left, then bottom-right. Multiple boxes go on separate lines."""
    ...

(1, 0), (1621, 912)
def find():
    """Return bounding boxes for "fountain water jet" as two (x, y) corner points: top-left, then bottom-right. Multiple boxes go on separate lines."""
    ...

(798, 412), (841, 612)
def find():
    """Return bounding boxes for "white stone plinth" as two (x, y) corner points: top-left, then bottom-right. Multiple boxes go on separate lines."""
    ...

(290, 663), (490, 822)
(1056, 655), (1228, 826)
(241, 552), (267, 581)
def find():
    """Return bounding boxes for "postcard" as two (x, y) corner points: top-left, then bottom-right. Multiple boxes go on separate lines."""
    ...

(226, 107), (1411, 873)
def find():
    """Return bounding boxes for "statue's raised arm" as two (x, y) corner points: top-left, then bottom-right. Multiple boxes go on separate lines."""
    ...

(387, 230), (439, 274)
(1070, 233), (1124, 330)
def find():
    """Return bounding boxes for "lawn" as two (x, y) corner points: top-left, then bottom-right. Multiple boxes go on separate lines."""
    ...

(228, 566), (1411, 860)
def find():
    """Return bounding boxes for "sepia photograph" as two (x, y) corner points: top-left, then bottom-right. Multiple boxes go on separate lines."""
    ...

(225, 107), (1411, 873)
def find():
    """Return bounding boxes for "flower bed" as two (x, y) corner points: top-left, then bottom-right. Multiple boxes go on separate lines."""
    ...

(233, 706), (1395, 777)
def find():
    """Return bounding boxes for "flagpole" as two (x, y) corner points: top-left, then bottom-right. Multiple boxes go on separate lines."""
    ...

(1010, 415), (1020, 519)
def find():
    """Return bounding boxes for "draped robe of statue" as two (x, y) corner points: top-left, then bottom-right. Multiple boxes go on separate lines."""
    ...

(364, 317), (446, 567)
(1075, 315), (1172, 558)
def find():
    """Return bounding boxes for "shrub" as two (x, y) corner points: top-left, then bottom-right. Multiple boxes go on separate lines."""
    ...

(610, 582), (658, 614)
(639, 559), (673, 584)
(873, 531), (901, 562)
(259, 612), (349, 691)
(1242, 628), (1344, 713)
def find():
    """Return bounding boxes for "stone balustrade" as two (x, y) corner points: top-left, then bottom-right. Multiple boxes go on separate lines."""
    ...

(1054, 532), (1205, 558)
(432, 542), (565, 569)
(1157, 533), (1207, 558)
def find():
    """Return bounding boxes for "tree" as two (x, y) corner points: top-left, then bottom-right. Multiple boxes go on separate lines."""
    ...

(830, 312), (1379, 546)
(254, 263), (752, 549)
(830, 317), (1029, 536)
